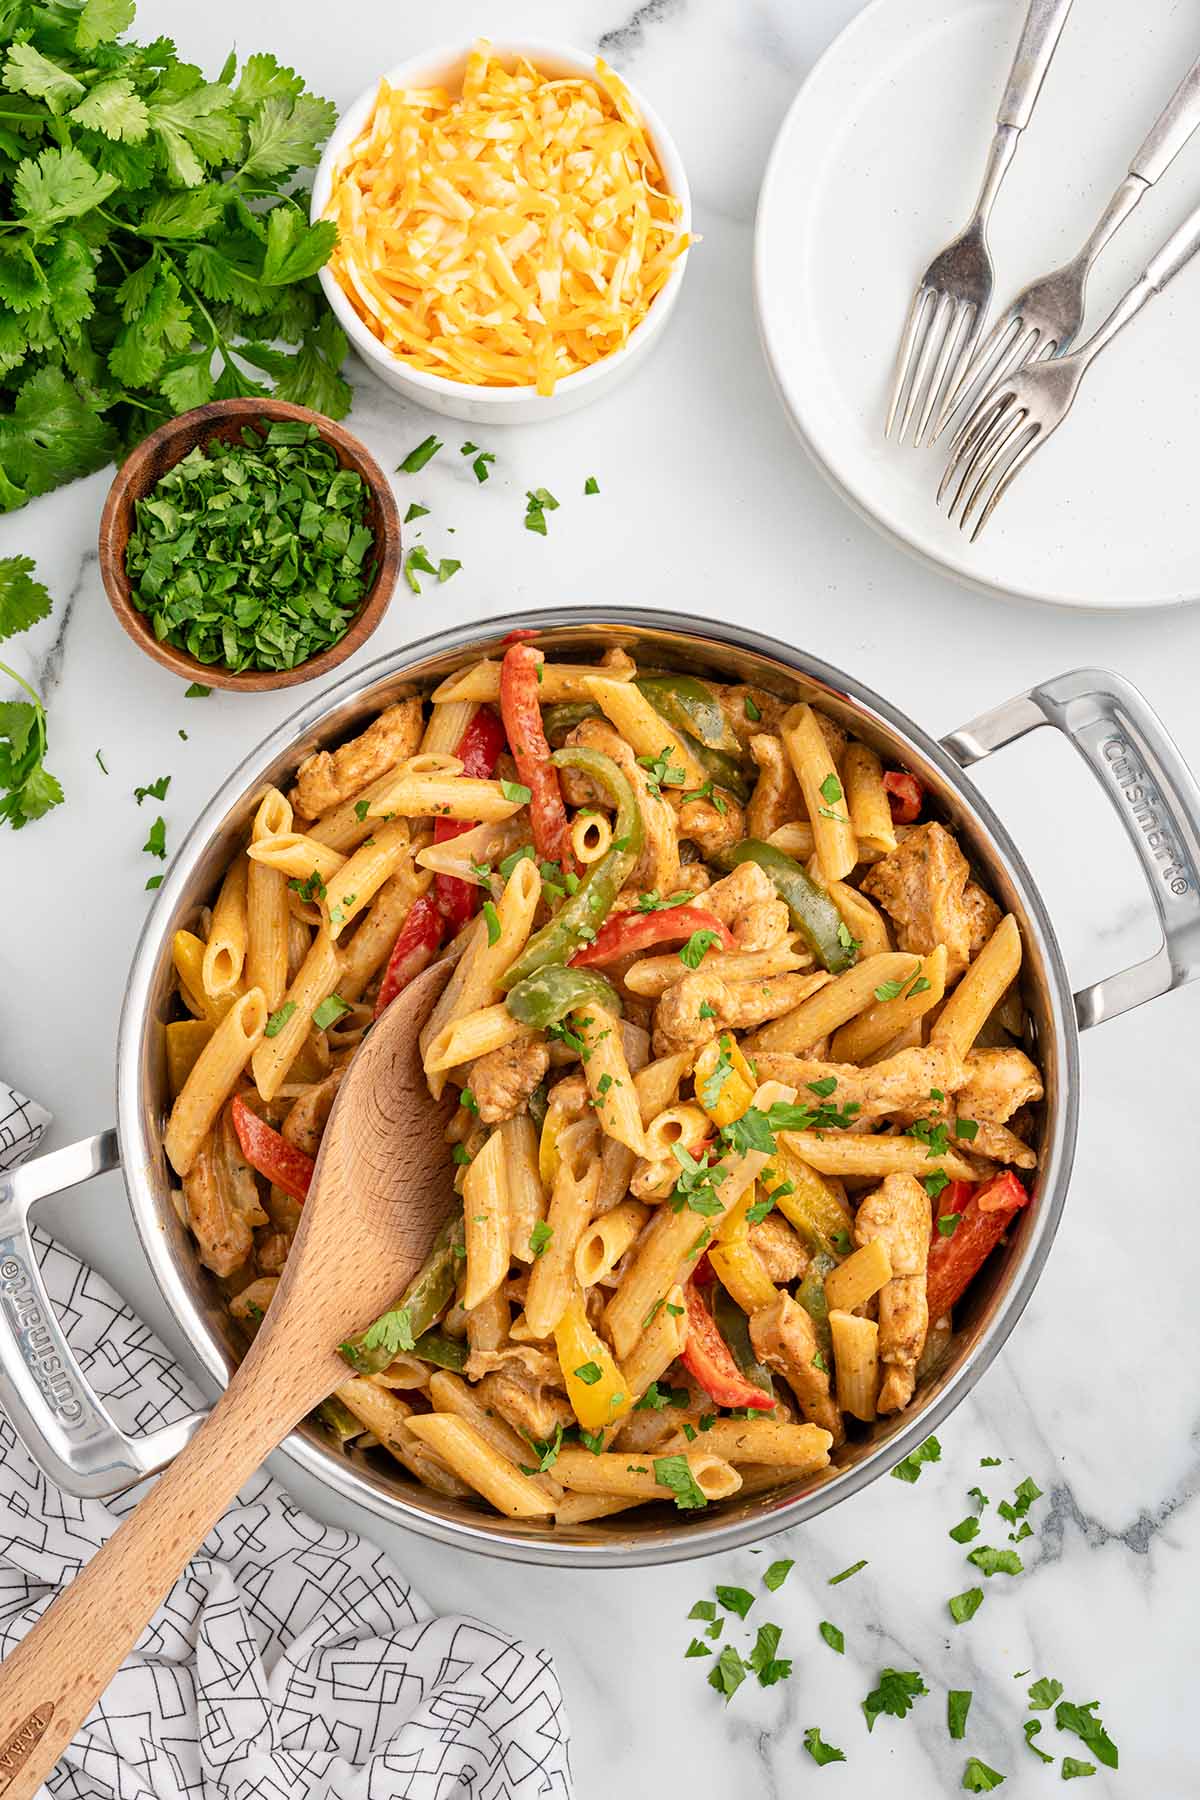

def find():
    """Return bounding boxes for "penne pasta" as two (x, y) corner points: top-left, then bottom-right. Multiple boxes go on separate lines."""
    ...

(246, 789), (292, 1011)
(499, 1114), (547, 1263)
(419, 697), (479, 756)
(553, 1447), (741, 1502)
(778, 1130), (977, 1182)
(465, 1284), (511, 1354)
(432, 653), (636, 706)
(164, 989), (267, 1176)
(663, 1418), (832, 1472)
(428, 1370), (562, 1499)
(250, 930), (343, 1102)
(574, 1197), (651, 1287)
(932, 914), (1022, 1058)
(830, 1309), (879, 1422)
(623, 937), (811, 998)
(461, 1129), (510, 1311)
(524, 1129), (601, 1338)
(824, 1238), (893, 1312)
(337, 864), (432, 1002)
(842, 742), (897, 859)
(247, 832), (346, 884)
(368, 763), (525, 823)
(765, 820), (816, 860)
(780, 702), (858, 882)
(742, 951), (918, 1053)
(402, 1413), (556, 1519)
(323, 816), (411, 939)
(582, 674), (708, 790)
(574, 1004), (646, 1156)
(336, 1379), (474, 1499)
(202, 854), (249, 1000)
(830, 943), (948, 1063)
(419, 855), (541, 1096)
(618, 1281), (688, 1402)
(571, 809), (612, 865)
(425, 1003), (536, 1074)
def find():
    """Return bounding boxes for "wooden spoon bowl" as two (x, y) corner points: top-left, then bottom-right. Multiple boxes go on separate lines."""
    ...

(97, 397), (402, 693)
(0, 962), (455, 1799)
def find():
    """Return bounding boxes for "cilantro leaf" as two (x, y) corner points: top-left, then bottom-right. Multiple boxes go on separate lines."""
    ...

(1054, 1700), (1118, 1769)
(891, 1435), (941, 1482)
(763, 1558), (793, 1591)
(715, 1585), (754, 1619)
(949, 1515), (981, 1543)
(1028, 1677), (1064, 1711)
(829, 1559), (867, 1585)
(706, 1645), (746, 1702)
(679, 927), (721, 969)
(362, 1305), (414, 1356)
(803, 1727), (845, 1767)
(1061, 1758), (1097, 1780)
(967, 1545), (1023, 1578)
(947, 1689), (972, 1739)
(747, 1621), (791, 1687)
(949, 1587), (985, 1624)
(862, 1668), (928, 1732)
(962, 1757), (1005, 1791)
(653, 1454), (708, 1510)
(529, 1220), (553, 1258)
(1023, 1719), (1054, 1764)
(684, 1638), (711, 1658)
(0, 555), (51, 642)
(818, 1620), (844, 1654)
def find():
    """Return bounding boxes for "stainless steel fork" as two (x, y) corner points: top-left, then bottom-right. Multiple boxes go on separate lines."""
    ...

(933, 52), (1200, 441)
(884, 0), (1076, 448)
(938, 199), (1200, 538)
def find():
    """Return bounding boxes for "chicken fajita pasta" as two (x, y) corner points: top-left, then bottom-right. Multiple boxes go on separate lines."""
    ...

(161, 639), (1043, 1525)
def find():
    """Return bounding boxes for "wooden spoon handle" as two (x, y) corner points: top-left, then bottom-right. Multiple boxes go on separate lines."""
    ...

(0, 1361), (319, 1799)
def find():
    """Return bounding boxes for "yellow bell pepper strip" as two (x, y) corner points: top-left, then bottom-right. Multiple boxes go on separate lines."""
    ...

(554, 1295), (633, 1430)
(694, 1033), (758, 1129)
(770, 1143), (856, 1258)
(165, 1018), (214, 1098)
(500, 745), (644, 989)
(718, 839), (858, 974)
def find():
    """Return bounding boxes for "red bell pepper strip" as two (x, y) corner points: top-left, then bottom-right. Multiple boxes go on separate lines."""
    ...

(231, 1094), (314, 1203)
(691, 1251), (717, 1286)
(433, 706), (508, 935)
(679, 1281), (776, 1411)
(925, 1173), (1029, 1321)
(499, 641), (575, 869)
(570, 904), (736, 968)
(883, 770), (924, 824)
(373, 893), (444, 1019)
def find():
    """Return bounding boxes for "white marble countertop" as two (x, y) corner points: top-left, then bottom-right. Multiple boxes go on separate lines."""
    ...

(3, 1), (1199, 1793)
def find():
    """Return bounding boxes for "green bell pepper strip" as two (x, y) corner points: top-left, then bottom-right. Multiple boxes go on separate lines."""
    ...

(541, 700), (600, 745)
(637, 677), (750, 801)
(636, 674), (740, 755)
(339, 1207), (465, 1374)
(500, 745), (644, 989)
(795, 1249), (836, 1366)
(506, 964), (623, 1029)
(718, 839), (857, 973)
(712, 1282), (776, 1400)
(316, 1395), (365, 1441)
(411, 1328), (469, 1372)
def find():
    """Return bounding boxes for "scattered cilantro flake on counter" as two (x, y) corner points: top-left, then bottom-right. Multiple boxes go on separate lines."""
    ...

(949, 1587), (985, 1624)
(684, 1638), (711, 1658)
(529, 1221), (553, 1258)
(1023, 1719), (1053, 1763)
(818, 1620), (844, 1654)
(134, 774), (170, 804)
(142, 814), (167, 859)
(829, 1559), (867, 1585)
(763, 1557), (794, 1592)
(715, 1585), (754, 1619)
(892, 1435), (941, 1482)
(524, 488), (559, 534)
(747, 1622), (791, 1686)
(949, 1515), (981, 1543)
(981, 1455), (1002, 1466)
(803, 1728), (845, 1767)
(1028, 1677), (1063, 1711)
(863, 1668), (928, 1731)
(405, 545), (438, 593)
(404, 502), (430, 524)
(1054, 1700), (1118, 1768)
(185, 684), (210, 697)
(0, 555), (52, 638)
(962, 1757), (1005, 1791)
(967, 1545), (1023, 1578)
(145, 874), (162, 890)
(688, 1600), (717, 1622)
(654, 1454), (708, 1511)
(438, 558), (461, 583)
(460, 443), (494, 482)
(584, 475), (599, 494)
(998, 1476), (1043, 1526)
(398, 435), (442, 473)
(264, 1001), (296, 1038)
(1061, 1758), (1097, 1780)
(362, 1305), (414, 1356)
(95, 749), (109, 773)
(312, 993), (350, 1031)
(0, 556), (63, 829)
(948, 1689), (972, 1739)
(706, 1645), (747, 1701)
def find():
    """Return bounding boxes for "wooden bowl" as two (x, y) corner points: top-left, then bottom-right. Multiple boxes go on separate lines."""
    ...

(98, 398), (401, 693)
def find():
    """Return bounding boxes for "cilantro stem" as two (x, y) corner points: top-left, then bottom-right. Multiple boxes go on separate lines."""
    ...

(0, 656), (46, 715)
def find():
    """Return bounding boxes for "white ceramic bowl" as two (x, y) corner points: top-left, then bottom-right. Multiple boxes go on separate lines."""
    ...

(311, 41), (692, 424)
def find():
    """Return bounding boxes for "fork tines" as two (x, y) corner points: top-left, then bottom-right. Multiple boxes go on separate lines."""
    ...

(884, 287), (981, 447)
(938, 391), (1041, 539)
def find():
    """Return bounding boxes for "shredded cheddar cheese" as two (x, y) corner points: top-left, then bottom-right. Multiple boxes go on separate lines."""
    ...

(323, 41), (690, 395)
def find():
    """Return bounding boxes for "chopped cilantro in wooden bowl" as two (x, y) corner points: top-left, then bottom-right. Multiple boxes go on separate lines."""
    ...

(99, 398), (401, 691)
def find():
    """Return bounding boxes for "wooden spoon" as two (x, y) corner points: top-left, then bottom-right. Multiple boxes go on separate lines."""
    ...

(0, 961), (457, 1800)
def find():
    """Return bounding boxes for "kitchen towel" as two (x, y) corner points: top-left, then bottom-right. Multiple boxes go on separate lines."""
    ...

(0, 1085), (573, 1800)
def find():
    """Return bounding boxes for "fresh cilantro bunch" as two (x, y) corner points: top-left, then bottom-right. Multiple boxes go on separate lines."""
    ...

(0, 553), (62, 826)
(0, 0), (349, 511)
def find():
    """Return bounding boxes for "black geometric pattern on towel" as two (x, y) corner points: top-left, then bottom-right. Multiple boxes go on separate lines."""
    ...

(0, 1223), (573, 1799)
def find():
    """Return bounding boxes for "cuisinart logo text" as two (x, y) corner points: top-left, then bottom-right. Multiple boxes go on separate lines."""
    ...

(1102, 736), (1192, 898)
(0, 1253), (84, 1426)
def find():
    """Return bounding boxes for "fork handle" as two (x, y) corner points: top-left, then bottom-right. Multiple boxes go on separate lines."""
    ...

(1080, 202), (1200, 365)
(1130, 56), (1200, 186)
(996, 0), (1076, 131)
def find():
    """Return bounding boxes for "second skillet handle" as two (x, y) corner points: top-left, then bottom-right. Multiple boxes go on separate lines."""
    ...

(997, 0), (1076, 132)
(943, 668), (1200, 1029)
(1130, 55), (1200, 185)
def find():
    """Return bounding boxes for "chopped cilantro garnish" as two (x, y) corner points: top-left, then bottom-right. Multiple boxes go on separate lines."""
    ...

(938, 1211), (962, 1236)
(680, 928), (721, 969)
(584, 475), (599, 495)
(706, 1645), (747, 1701)
(312, 993), (350, 1031)
(802, 1727), (845, 1767)
(398, 434), (442, 472)
(362, 1305), (414, 1356)
(818, 1620), (844, 1654)
(133, 774), (170, 805)
(654, 1454), (708, 1510)
(184, 683), (211, 697)
(264, 1001), (296, 1039)
(747, 1621), (791, 1687)
(1023, 1719), (1053, 1763)
(1054, 1699), (1117, 1769)
(891, 1436), (941, 1482)
(404, 502), (430, 523)
(1028, 1677), (1064, 1711)
(828, 1559), (867, 1585)
(524, 487), (559, 534)
(862, 1668), (928, 1731)
(1061, 1758), (1097, 1780)
(684, 1638), (711, 1658)
(947, 1689), (972, 1740)
(763, 1558), (794, 1591)
(949, 1587), (985, 1623)
(949, 1515), (981, 1543)
(966, 1545), (1023, 1578)
(142, 815), (167, 860)
(715, 1585), (754, 1619)
(501, 778), (533, 805)
(482, 899), (501, 946)
(573, 1362), (602, 1385)
(529, 1221), (553, 1258)
(961, 1756), (1005, 1791)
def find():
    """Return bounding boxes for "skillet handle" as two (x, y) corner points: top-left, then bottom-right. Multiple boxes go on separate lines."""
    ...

(0, 1132), (206, 1498)
(942, 668), (1200, 1030)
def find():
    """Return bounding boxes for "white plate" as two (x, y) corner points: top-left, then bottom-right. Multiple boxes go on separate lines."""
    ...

(755, 0), (1200, 609)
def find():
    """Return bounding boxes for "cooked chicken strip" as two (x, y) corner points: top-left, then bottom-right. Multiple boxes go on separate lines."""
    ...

(676, 791), (745, 857)
(696, 860), (791, 952)
(750, 1294), (845, 1446)
(282, 1065), (345, 1157)
(467, 1036), (551, 1124)
(862, 822), (1000, 982)
(956, 1047), (1043, 1123)
(652, 970), (831, 1056)
(746, 732), (804, 839)
(853, 1174), (930, 1413)
(749, 1044), (968, 1125)
(748, 1212), (810, 1284)
(292, 699), (423, 819)
(469, 1348), (575, 1444)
